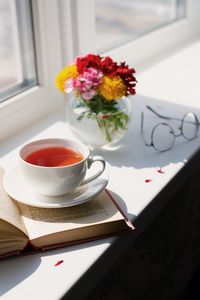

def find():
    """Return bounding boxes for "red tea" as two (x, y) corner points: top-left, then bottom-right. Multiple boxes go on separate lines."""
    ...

(25, 147), (84, 167)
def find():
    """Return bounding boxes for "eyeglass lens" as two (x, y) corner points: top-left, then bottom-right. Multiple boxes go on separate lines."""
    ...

(181, 112), (199, 140)
(152, 123), (175, 151)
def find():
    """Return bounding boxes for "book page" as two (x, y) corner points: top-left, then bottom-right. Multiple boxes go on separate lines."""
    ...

(18, 191), (125, 241)
(0, 168), (27, 235)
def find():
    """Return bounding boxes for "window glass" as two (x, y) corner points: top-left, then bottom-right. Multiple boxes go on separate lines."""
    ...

(0, 0), (37, 103)
(95, 0), (186, 52)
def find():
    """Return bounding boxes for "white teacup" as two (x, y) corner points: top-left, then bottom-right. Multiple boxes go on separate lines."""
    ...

(19, 138), (106, 196)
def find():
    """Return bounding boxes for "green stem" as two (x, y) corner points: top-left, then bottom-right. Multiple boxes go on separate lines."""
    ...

(76, 97), (129, 143)
(95, 116), (112, 142)
(102, 119), (112, 142)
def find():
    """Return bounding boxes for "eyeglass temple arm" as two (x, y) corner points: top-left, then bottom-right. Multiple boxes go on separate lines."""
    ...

(141, 111), (144, 133)
(146, 105), (182, 122)
(146, 105), (200, 125)
(140, 112), (152, 147)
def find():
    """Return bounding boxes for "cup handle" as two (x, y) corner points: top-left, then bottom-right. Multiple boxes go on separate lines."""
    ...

(80, 156), (106, 186)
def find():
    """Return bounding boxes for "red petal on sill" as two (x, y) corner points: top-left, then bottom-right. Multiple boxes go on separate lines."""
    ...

(157, 168), (165, 174)
(54, 260), (64, 267)
(145, 179), (152, 183)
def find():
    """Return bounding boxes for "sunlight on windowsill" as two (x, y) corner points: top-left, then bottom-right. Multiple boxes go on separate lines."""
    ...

(137, 39), (200, 108)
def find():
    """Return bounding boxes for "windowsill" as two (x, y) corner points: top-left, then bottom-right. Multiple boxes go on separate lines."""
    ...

(137, 38), (200, 109)
(0, 85), (64, 142)
(1, 38), (200, 300)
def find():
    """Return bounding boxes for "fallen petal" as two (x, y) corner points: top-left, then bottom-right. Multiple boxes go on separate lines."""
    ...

(145, 179), (152, 183)
(54, 260), (64, 267)
(157, 168), (165, 174)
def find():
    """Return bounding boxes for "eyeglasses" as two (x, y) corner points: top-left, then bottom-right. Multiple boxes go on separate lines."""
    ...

(141, 105), (200, 152)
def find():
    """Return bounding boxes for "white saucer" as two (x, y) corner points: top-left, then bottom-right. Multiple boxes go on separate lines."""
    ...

(3, 165), (109, 208)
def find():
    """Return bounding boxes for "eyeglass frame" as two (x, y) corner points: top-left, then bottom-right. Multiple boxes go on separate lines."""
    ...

(141, 105), (200, 152)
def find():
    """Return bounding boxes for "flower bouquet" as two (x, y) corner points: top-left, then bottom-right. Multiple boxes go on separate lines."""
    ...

(55, 54), (137, 146)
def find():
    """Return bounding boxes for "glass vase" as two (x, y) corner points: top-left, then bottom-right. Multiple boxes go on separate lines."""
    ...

(65, 96), (132, 150)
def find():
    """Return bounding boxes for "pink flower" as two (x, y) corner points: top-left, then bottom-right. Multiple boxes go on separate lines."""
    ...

(74, 68), (103, 100)
(82, 90), (97, 100)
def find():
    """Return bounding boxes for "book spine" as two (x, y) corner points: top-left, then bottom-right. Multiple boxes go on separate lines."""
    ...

(40, 231), (128, 251)
(0, 251), (21, 260)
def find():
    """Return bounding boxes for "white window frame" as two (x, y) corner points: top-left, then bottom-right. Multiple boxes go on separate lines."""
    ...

(68, 0), (200, 70)
(1, 0), (200, 142)
(0, 0), (65, 141)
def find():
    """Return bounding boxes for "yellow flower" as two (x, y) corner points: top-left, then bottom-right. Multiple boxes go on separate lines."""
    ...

(55, 65), (78, 93)
(99, 75), (126, 101)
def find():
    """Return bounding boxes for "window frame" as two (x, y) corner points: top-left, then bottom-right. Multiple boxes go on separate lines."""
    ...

(0, 0), (37, 104)
(0, 0), (64, 141)
(71, 0), (200, 69)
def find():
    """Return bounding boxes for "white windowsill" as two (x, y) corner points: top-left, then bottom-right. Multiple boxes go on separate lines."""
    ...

(0, 37), (200, 300)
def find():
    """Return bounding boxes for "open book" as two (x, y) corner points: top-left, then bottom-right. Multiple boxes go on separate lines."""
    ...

(0, 167), (132, 259)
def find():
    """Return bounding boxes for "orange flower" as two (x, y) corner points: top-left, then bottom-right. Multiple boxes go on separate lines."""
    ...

(99, 75), (126, 100)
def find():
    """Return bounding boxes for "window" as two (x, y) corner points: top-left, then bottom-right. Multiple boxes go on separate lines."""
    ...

(0, 0), (64, 142)
(95, 0), (186, 53)
(73, 0), (200, 69)
(0, 0), (37, 103)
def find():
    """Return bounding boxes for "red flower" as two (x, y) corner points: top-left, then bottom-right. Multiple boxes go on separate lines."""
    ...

(76, 54), (102, 73)
(100, 56), (117, 76)
(116, 62), (137, 96)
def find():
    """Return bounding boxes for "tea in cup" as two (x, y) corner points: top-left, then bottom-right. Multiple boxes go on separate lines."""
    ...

(19, 138), (106, 196)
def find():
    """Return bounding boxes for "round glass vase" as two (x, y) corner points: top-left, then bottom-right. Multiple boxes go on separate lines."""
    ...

(65, 96), (132, 150)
